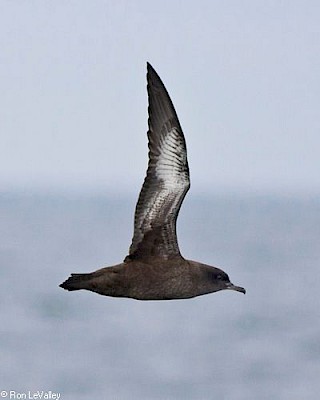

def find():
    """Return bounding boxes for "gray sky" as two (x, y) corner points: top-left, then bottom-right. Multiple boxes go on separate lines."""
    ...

(1, 0), (320, 195)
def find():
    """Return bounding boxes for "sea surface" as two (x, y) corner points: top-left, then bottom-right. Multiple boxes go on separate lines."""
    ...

(1, 192), (319, 400)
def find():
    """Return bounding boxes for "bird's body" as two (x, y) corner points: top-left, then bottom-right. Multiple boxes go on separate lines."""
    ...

(61, 259), (238, 300)
(60, 63), (245, 300)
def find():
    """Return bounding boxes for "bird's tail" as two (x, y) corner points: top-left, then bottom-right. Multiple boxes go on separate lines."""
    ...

(59, 273), (93, 291)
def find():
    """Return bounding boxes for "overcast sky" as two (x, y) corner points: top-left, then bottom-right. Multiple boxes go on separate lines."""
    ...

(1, 1), (319, 196)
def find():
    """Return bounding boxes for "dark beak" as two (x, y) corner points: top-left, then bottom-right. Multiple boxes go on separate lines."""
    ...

(226, 282), (246, 294)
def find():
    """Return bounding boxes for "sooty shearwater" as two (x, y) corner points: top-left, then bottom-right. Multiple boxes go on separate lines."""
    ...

(60, 63), (246, 300)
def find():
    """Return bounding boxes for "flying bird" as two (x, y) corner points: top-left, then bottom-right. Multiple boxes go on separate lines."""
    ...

(60, 63), (246, 300)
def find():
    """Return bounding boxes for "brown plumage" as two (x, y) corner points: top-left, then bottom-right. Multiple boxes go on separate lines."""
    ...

(60, 63), (245, 300)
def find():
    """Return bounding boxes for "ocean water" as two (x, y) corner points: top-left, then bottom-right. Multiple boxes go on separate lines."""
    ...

(1, 192), (319, 400)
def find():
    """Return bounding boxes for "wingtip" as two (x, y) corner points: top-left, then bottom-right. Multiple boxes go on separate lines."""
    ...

(146, 62), (164, 91)
(146, 62), (155, 76)
(147, 62), (161, 77)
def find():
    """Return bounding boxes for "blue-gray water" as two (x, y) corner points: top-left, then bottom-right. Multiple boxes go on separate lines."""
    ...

(1, 193), (319, 399)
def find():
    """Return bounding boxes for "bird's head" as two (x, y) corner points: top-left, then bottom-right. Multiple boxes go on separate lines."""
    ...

(208, 268), (246, 294)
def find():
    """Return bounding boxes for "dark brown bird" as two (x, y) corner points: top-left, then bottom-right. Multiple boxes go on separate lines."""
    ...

(60, 63), (246, 300)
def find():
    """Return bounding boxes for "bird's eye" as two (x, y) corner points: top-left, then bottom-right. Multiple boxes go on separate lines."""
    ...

(217, 274), (222, 280)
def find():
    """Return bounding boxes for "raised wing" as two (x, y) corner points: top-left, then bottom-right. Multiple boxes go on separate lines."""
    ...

(125, 63), (190, 261)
